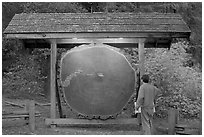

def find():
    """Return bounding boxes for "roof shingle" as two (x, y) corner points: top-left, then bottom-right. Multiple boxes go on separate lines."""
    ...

(4, 12), (191, 34)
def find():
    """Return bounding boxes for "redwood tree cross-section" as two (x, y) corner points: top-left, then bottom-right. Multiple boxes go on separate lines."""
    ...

(60, 44), (135, 119)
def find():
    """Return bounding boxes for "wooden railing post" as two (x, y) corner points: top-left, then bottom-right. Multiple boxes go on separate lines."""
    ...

(168, 108), (178, 135)
(29, 100), (35, 132)
(199, 111), (202, 135)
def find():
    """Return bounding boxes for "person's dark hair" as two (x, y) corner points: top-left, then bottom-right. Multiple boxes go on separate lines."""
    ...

(141, 74), (149, 83)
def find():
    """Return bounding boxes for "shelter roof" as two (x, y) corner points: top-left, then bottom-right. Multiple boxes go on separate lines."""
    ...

(3, 12), (191, 48)
(4, 12), (190, 34)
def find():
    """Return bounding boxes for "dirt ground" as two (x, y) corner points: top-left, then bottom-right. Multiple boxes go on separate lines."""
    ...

(2, 96), (200, 135)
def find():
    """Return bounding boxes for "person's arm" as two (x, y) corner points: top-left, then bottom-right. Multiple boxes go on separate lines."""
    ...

(154, 86), (162, 104)
(135, 85), (144, 110)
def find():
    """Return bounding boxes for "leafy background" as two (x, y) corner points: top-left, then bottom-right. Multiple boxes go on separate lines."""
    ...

(2, 2), (202, 119)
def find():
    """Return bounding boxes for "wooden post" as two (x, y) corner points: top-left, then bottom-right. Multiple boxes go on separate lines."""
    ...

(138, 38), (145, 78)
(24, 101), (30, 123)
(29, 100), (35, 132)
(50, 39), (57, 119)
(199, 111), (202, 135)
(55, 61), (63, 118)
(175, 109), (179, 124)
(168, 108), (177, 135)
(137, 38), (145, 126)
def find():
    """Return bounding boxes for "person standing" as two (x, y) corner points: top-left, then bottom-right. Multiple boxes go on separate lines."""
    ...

(135, 74), (160, 135)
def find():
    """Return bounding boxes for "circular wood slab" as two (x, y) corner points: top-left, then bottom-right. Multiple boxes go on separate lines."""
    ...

(60, 44), (135, 118)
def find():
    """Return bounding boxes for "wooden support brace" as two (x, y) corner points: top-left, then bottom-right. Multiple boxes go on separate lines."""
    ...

(50, 39), (57, 119)
(5, 101), (25, 108)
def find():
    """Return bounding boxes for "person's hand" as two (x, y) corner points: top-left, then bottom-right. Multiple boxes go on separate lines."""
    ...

(135, 105), (139, 111)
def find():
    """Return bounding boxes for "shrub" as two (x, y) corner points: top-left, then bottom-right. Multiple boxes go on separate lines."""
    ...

(123, 42), (202, 119)
(145, 42), (202, 119)
(2, 50), (46, 99)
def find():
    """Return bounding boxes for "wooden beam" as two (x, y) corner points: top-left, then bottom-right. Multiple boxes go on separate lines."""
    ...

(23, 40), (172, 49)
(5, 101), (24, 108)
(45, 118), (139, 126)
(56, 38), (140, 44)
(50, 39), (57, 119)
(4, 32), (190, 39)
(2, 114), (40, 119)
(2, 110), (40, 115)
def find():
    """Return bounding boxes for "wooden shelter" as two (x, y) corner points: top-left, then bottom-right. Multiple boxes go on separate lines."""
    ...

(4, 12), (191, 126)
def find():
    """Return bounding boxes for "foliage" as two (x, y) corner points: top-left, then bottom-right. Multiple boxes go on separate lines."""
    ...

(2, 39), (18, 59)
(22, 2), (87, 13)
(123, 42), (202, 118)
(122, 42), (202, 119)
(2, 2), (23, 31)
(2, 53), (45, 99)
(144, 42), (202, 118)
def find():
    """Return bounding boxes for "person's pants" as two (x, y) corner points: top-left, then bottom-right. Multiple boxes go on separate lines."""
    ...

(141, 107), (154, 135)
